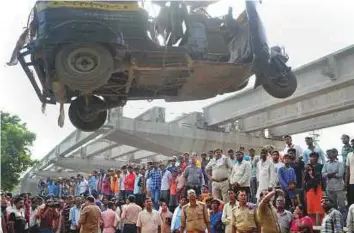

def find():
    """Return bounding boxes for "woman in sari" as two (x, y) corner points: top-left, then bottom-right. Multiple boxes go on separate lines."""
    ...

(290, 206), (313, 233)
(304, 152), (324, 225)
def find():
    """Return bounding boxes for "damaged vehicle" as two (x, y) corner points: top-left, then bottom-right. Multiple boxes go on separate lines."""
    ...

(8, 0), (297, 132)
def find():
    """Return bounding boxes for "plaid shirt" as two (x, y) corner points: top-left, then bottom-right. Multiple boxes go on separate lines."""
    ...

(320, 208), (344, 233)
(148, 169), (162, 190)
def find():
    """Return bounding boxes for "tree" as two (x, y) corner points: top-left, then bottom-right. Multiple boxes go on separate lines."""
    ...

(1, 112), (37, 191)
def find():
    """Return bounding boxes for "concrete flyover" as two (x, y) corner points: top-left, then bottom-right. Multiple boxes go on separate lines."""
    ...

(23, 106), (282, 186)
(202, 44), (354, 136)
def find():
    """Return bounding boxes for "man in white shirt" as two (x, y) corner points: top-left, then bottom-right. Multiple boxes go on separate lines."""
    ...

(160, 164), (172, 204)
(29, 199), (38, 228)
(230, 151), (251, 196)
(271, 151), (284, 186)
(69, 198), (81, 231)
(346, 151), (354, 206)
(283, 135), (303, 161)
(347, 203), (354, 232)
(256, 148), (276, 200)
(221, 190), (238, 233)
(249, 149), (260, 203)
(120, 166), (128, 201)
(136, 197), (161, 233)
(8, 197), (28, 233)
(78, 175), (88, 196)
(170, 197), (187, 233)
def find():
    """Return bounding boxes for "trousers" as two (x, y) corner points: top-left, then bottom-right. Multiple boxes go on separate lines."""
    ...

(327, 190), (346, 213)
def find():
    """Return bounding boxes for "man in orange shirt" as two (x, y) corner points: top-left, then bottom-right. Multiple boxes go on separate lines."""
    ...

(109, 169), (119, 197)
(124, 166), (136, 198)
(169, 170), (178, 212)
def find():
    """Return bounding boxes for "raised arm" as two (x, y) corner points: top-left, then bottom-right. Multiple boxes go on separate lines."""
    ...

(259, 189), (284, 209)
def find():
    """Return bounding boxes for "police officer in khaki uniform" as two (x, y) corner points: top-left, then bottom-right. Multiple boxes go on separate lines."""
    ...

(231, 190), (258, 233)
(181, 189), (211, 233)
(205, 149), (234, 202)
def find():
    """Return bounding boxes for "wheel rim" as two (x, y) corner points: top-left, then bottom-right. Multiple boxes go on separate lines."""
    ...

(67, 48), (101, 74)
(269, 74), (291, 88)
(76, 108), (100, 123)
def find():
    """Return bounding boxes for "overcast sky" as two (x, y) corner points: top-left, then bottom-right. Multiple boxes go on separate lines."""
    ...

(1, 0), (354, 161)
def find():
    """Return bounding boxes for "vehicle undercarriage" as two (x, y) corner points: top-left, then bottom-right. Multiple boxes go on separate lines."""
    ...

(8, 1), (297, 132)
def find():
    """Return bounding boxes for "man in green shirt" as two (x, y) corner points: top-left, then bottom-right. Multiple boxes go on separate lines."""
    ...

(341, 134), (353, 166)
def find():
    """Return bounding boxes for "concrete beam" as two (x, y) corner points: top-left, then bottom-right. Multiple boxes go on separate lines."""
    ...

(33, 171), (88, 178)
(114, 148), (139, 159)
(137, 154), (170, 163)
(269, 108), (354, 136)
(202, 45), (354, 127)
(104, 117), (284, 155)
(85, 140), (120, 158)
(109, 146), (139, 159)
(31, 127), (110, 173)
(134, 151), (158, 160)
(135, 107), (166, 122)
(54, 157), (128, 173)
(25, 106), (162, 176)
(241, 82), (354, 133)
(107, 108), (123, 123)
(169, 112), (205, 128)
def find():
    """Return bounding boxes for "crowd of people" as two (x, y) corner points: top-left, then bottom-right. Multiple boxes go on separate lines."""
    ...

(1, 134), (354, 233)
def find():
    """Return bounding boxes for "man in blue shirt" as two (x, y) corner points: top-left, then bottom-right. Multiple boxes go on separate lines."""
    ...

(210, 199), (223, 233)
(233, 148), (250, 164)
(88, 172), (97, 195)
(303, 137), (326, 164)
(278, 154), (297, 209)
(171, 197), (187, 233)
(148, 162), (162, 210)
(47, 179), (56, 196)
(69, 198), (81, 231)
(167, 156), (178, 173)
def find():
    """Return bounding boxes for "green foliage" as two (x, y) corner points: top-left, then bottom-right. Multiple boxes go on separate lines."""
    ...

(1, 112), (37, 191)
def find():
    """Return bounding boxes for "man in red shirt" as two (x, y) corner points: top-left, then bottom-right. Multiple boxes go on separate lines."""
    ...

(38, 199), (60, 233)
(21, 193), (30, 225)
(124, 166), (136, 197)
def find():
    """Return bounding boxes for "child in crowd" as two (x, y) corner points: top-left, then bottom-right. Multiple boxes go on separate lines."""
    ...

(200, 185), (212, 203)
(278, 154), (297, 210)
